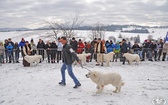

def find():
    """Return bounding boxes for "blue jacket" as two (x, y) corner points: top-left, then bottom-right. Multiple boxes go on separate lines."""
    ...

(106, 43), (115, 53)
(19, 41), (26, 48)
(6, 45), (13, 52)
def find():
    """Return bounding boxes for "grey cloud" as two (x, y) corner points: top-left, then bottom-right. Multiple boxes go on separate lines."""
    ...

(0, 0), (168, 28)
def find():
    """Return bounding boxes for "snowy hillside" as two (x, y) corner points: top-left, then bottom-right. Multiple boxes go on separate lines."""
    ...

(0, 28), (167, 44)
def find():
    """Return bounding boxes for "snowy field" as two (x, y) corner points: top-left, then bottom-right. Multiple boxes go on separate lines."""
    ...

(0, 28), (168, 44)
(0, 60), (168, 105)
(0, 29), (168, 105)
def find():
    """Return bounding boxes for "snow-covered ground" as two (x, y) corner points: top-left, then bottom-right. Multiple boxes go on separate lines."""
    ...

(0, 60), (168, 105)
(0, 29), (168, 105)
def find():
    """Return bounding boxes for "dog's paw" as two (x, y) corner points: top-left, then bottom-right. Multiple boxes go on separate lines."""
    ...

(96, 91), (101, 94)
(113, 90), (118, 93)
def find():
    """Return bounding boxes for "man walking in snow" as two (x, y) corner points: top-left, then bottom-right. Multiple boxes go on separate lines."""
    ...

(58, 36), (81, 88)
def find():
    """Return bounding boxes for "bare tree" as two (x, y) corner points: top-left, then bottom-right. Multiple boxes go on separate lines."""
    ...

(43, 20), (59, 40)
(44, 11), (84, 41)
(90, 22), (106, 40)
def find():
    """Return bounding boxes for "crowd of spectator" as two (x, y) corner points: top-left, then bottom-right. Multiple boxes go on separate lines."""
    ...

(0, 36), (168, 66)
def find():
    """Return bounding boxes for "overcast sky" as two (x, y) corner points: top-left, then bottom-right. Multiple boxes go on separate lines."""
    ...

(0, 0), (168, 29)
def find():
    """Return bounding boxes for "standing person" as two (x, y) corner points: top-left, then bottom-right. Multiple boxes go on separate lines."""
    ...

(94, 38), (106, 66)
(113, 42), (121, 62)
(141, 39), (153, 61)
(70, 37), (78, 52)
(30, 39), (37, 55)
(157, 39), (164, 61)
(0, 42), (5, 63)
(162, 41), (168, 61)
(120, 39), (128, 65)
(57, 37), (63, 63)
(6, 38), (14, 63)
(4, 39), (8, 63)
(152, 41), (158, 61)
(58, 36), (81, 88)
(23, 41), (31, 67)
(50, 41), (57, 63)
(45, 41), (51, 63)
(77, 39), (85, 54)
(14, 42), (20, 63)
(106, 40), (115, 53)
(37, 39), (45, 62)
(19, 38), (26, 57)
(132, 42), (140, 54)
(90, 38), (97, 62)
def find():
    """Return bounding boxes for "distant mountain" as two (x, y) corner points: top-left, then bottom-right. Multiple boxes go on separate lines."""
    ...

(1, 25), (168, 32)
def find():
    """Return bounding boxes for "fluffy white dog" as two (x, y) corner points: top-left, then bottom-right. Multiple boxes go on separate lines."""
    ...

(86, 71), (124, 94)
(123, 53), (140, 65)
(103, 52), (115, 66)
(24, 55), (42, 65)
(74, 53), (91, 65)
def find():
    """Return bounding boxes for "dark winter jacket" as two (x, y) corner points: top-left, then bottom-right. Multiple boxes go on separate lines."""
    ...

(132, 44), (140, 52)
(62, 43), (79, 65)
(37, 42), (45, 51)
(120, 42), (128, 53)
(50, 42), (57, 53)
(70, 40), (78, 52)
(14, 44), (20, 53)
(45, 43), (52, 54)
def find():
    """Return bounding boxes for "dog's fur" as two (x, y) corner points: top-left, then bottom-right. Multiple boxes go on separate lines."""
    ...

(86, 71), (124, 94)
(123, 53), (140, 65)
(74, 53), (91, 65)
(24, 55), (42, 65)
(103, 52), (115, 66)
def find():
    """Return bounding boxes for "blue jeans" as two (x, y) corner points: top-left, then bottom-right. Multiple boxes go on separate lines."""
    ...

(60, 63), (80, 85)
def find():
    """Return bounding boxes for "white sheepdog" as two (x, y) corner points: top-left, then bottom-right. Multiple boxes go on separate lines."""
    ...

(123, 53), (140, 65)
(103, 52), (115, 66)
(86, 71), (124, 94)
(24, 55), (42, 65)
(74, 53), (91, 65)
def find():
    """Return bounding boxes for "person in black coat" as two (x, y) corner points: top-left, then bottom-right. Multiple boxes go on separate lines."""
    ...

(120, 39), (128, 65)
(141, 40), (153, 61)
(37, 39), (45, 62)
(70, 37), (78, 52)
(90, 38), (97, 62)
(58, 36), (81, 88)
(157, 39), (164, 60)
(14, 42), (20, 63)
(132, 42), (140, 54)
(50, 41), (57, 63)
(45, 41), (51, 63)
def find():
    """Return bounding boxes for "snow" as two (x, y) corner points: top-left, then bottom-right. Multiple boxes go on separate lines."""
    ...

(0, 28), (167, 44)
(0, 61), (168, 105)
(0, 29), (168, 105)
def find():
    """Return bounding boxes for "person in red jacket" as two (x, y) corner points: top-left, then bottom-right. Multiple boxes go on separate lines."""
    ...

(77, 39), (85, 54)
